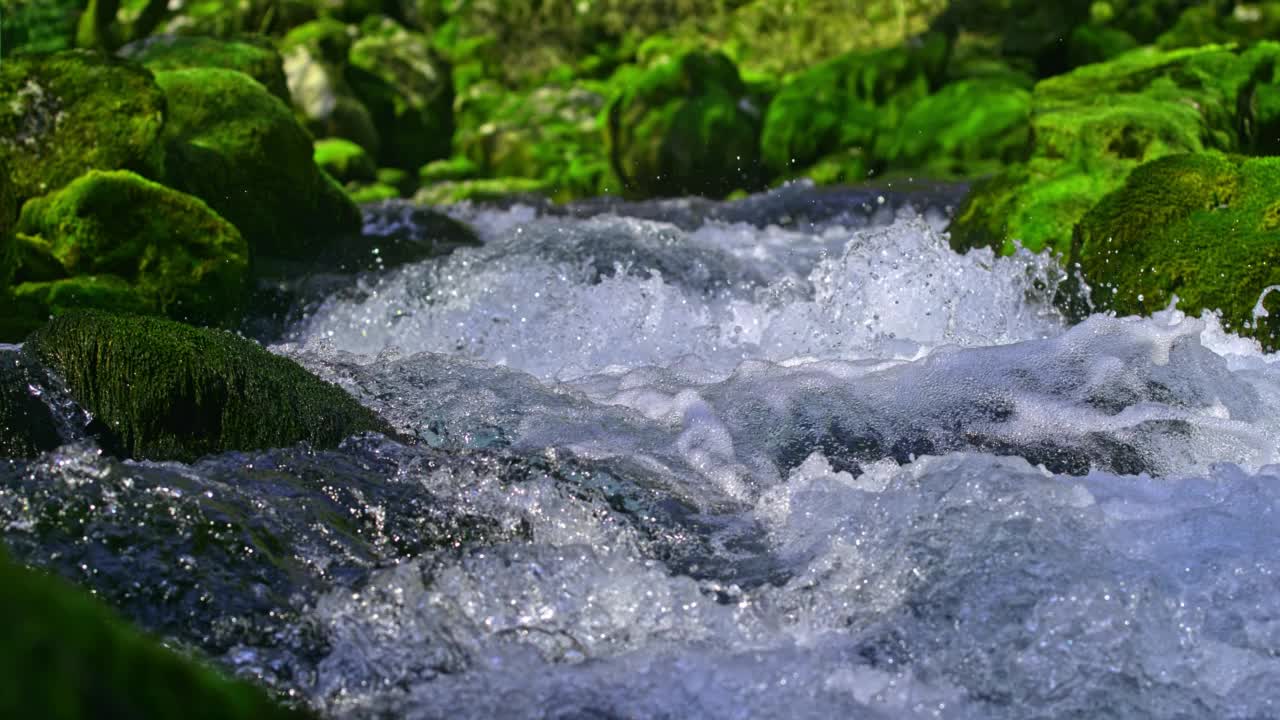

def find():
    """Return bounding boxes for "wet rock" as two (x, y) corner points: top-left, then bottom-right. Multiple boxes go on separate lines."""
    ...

(0, 350), (61, 459)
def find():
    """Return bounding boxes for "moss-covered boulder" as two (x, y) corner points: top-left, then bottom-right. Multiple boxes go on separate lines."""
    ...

(346, 15), (453, 170)
(314, 137), (377, 184)
(949, 43), (1280, 257)
(23, 311), (393, 462)
(414, 177), (551, 206)
(874, 77), (1031, 179)
(0, 547), (312, 720)
(118, 34), (291, 104)
(457, 82), (614, 201)
(279, 18), (380, 155)
(0, 350), (61, 459)
(759, 31), (950, 177)
(156, 67), (362, 260)
(12, 170), (249, 328)
(606, 50), (762, 198)
(0, 50), (165, 206)
(1157, 2), (1280, 50)
(1069, 152), (1280, 348)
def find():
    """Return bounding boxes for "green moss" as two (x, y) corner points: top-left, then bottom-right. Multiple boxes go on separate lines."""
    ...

(875, 77), (1031, 179)
(375, 166), (417, 196)
(156, 67), (362, 259)
(0, 0), (79, 58)
(758, 32), (950, 177)
(949, 43), (1280, 256)
(1067, 23), (1140, 68)
(791, 147), (870, 187)
(420, 156), (481, 184)
(456, 82), (614, 201)
(118, 34), (291, 103)
(313, 138), (377, 183)
(414, 177), (551, 205)
(346, 182), (401, 203)
(346, 15), (454, 170)
(23, 310), (394, 462)
(14, 170), (248, 327)
(1070, 152), (1280, 348)
(606, 50), (762, 198)
(1158, 2), (1280, 49)
(0, 50), (165, 207)
(0, 547), (313, 719)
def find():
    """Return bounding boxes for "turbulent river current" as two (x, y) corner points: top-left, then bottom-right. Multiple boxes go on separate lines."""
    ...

(8, 183), (1280, 719)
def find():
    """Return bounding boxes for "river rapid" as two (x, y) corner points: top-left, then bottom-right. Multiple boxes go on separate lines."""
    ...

(6, 183), (1280, 719)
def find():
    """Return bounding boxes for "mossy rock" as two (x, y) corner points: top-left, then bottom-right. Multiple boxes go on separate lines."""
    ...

(279, 18), (380, 155)
(0, 157), (16, 292)
(23, 310), (393, 462)
(0, 547), (312, 720)
(0, 350), (61, 459)
(156, 67), (362, 260)
(413, 177), (551, 205)
(0, 50), (165, 207)
(949, 43), (1280, 257)
(346, 15), (453, 170)
(759, 31), (950, 177)
(118, 34), (291, 104)
(456, 82), (614, 201)
(347, 182), (401, 203)
(875, 77), (1031, 179)
(314, 137), (377, 184)
(1066, 23), (1140, 68)
(157, 0), (316, 39)
(1070, 152), (1280, 348)
(606, 50), (763, 198)
(420, 156), (481, 184)
(13, 170), (249, 327)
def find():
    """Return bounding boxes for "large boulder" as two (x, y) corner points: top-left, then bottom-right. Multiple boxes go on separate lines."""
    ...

(606, 50), (763, 198)
(0, 50), (165, 206)
(759, 32), (951, 178)
(949, 43), (1280, 257)
(118, 34), (292, 104)
(22, 311), (394, 462)
(346, 15), (453, 170)
(12, 170), (249, 328)
(0, 548), (312, 720)
(156, 67), (362, 259)
(279, 18), (380, 155)
(1069, 152), (1280, 348)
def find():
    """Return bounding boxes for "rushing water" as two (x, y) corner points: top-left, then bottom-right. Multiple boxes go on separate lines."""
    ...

(7, 184), (1280, 719)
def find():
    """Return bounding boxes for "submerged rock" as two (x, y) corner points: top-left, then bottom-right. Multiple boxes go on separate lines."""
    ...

(1071, 152), (1280, 348)
(22, 311), (392, 462)
(0, 547), (311, 719)
(0, 50), (165, 206)
(0, 350), (61, 459)
(118, 33), (292, 104)
(156, 67), (362, 260)
(606, 50), (762, 199)
(13, 170), (249, 328)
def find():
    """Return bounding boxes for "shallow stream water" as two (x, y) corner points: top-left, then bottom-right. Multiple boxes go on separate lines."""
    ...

(6, 183), (1280, 719)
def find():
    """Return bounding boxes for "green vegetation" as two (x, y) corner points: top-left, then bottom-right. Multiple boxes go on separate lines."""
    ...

(606, 50), (762, 198)
(0, 50), (166, 208)
(156, 67), (362, 259)
(14, 170), (249, 327)
(23, 310), (394, 462)
(1071, 152), (1280, 348)
(314, 137), (377, 182)
(0, 547), (313, 719)
(119, 33), (292, 102)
